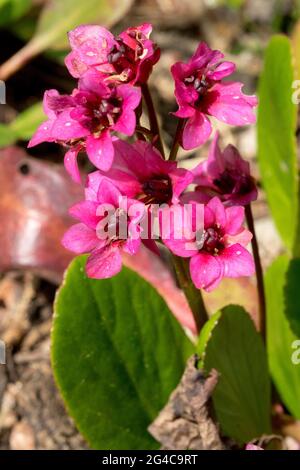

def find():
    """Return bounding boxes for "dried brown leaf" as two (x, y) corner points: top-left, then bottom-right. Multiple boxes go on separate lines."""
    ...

(148, 355), (225, 450)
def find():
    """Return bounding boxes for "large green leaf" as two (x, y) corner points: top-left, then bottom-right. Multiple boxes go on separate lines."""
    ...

(266, 256), (300, 418)
(284, 258), (300, 338)
(198, 305), (271, 443)
(257, 35), (298, 252)
(52, 256), (194, 450)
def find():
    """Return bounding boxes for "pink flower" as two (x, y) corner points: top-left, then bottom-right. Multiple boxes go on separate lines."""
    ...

(65, 25), (116, 78)
(246, 444), (263, 450)
(86, 139), (194, 206)
(65, 23), (160, 85)
(62, 180), (145, 279)
(28, 71), (141, 182)
(189, 132), (258, 206)
(163, 197), (254, 292)
(171, 42), (258, 149)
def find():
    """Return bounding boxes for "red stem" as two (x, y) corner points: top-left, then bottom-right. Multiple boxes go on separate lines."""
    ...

(245, 204), (266, 339)
(169, 119), (185, 161)
(169, 118), (208, 332)
(141, 83), (165, 157)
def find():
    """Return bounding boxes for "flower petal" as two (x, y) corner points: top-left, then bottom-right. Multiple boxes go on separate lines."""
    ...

(62, 223), (98, 254)
(64, 147), (81, 184)
(206, 197), (226, 228)
(86, 245), (122, 279)
(170, 168), (194, 204)
(86, 131), (114, 171)
(113, 85), (141, 135)
(51, 110), (88, 140)
(69, 200), (99, 229)
(28, 120), (54, 147)
(97, 179), (122, 207)
(224, 228), (253, 247)
(207, 61), (236, 81)
(192, 131), (224, 184)
(182, 111), (212, 150)
(190, 252), (224, 291)
(220, 244), (255, 278)
(225, 206), (245, 234)
(65, 51), (88, 78)
(123, 237), (141, 255)
(191, 42), (223, 70)
(205, 82), (258, 126)
(161, 205), (198, 257)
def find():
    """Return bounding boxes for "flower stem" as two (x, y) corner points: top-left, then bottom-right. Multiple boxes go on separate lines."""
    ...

(169, 119), (184, 161)
(135, 101), (146, 141)
(245, 204), (266, 339)
(135, 126), (153, 139)
(141, 83), (165, 157)
(173, 256), (208, 335)
(168, 118), (208, 334)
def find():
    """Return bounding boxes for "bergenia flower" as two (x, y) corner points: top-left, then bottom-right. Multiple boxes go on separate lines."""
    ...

(163, 197), (254, 292)
(171, 42), (258, 149)
(28, 71), (141, 182)
(190, 132), (258, 206)
(86, 139), (194, 206)
(65, 23), (160, 85)
(245, 444), (263, 450)
(62, 180), (145, 279)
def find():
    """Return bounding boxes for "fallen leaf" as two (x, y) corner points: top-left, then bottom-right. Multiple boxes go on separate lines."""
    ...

(0, 147), (83, 282)
(148, 355), (224, 450)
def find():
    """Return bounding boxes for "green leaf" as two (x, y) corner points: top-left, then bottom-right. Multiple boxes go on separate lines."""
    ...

(284, 258), (300, 338)
(199, 305), (271, 443)
(0, 123), (16, 147)
(52, 256), (194, 450)
(0, 102), (44, 148)
(28, 0), (133, 54)
(10, 102), (44, 140)
(257, 35), (298, 252)
(197, 311), (221, 367)
(266, 256), (300, 418)
(222, 0), (245, 9)
(0, 0), (31, 26)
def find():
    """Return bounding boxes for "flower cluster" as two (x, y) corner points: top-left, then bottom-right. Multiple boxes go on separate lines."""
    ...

(30, 24), (258, 292)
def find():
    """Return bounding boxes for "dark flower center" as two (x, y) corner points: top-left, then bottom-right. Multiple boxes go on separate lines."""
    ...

(141, 175), (173, 205)
(213, 169), (255, 196)
(213, 170), (236, 194)
(197, 226), (224, 254)
(74, 92), (122, 132)
(184, 73), (210, 96)
(107, 34), (145, 81)
(93, 97), (121, 126)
